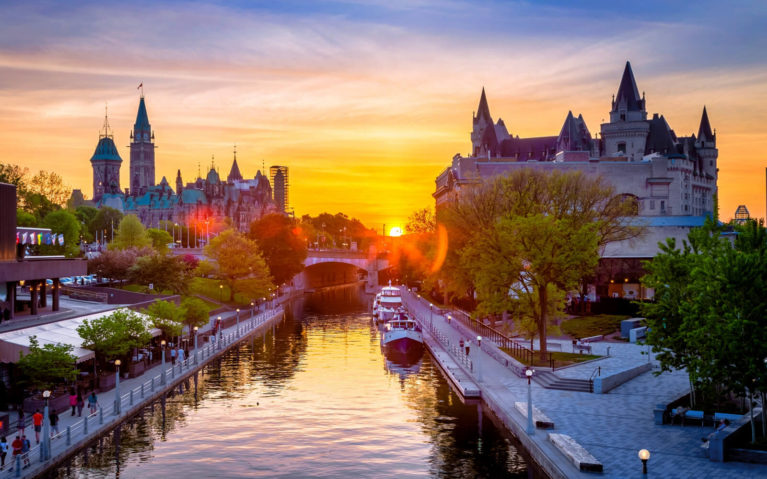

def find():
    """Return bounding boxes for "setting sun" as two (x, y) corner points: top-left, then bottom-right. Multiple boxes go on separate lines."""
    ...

(389, 227), (402, 237)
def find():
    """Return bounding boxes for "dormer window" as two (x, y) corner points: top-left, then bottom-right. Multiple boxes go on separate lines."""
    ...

(617, 142), (626, 154)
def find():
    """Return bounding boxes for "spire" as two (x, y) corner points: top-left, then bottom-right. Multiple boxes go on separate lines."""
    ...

(133, 95), (152, 142)
(612, 61), (644, 112)
(100, 103), (113, 139)
(227, 146), (243, 182)
(475, 87), (493, 123)
(698, 106), (714, 142)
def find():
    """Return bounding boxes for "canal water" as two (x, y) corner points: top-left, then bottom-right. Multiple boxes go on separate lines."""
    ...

(47, 287), (543, 478)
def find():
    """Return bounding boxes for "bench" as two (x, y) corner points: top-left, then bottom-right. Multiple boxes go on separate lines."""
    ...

(671, 408), (704, 426)
(714, 412), (742, 422)
(548, 433), (603, 473)
(581, 335), (603, 343)
(515, 402), (555, 429)
(574, 343), (592, 354)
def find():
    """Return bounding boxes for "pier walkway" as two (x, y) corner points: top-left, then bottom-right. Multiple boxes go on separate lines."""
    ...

(7, 307), (285, 479)
(403, 289), (766, 479)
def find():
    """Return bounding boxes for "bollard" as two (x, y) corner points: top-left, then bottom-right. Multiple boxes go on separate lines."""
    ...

(151, 377), (155, 392)
(130, 389), (134, 406)
(84, 415), (88, 435)
(141, 383), (145, 399)
(15, 453), (20, 477)
(99, 407), (103, 425)
(67, 425), (71, 446)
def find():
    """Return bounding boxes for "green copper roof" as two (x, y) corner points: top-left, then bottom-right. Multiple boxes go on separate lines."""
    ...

(90, 136), (123, 162)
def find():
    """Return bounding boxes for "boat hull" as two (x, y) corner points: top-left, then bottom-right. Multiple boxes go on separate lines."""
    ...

(382, 330), (423, 355)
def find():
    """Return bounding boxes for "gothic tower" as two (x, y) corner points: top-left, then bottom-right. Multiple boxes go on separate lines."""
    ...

(470, 88), (499, 157)
(90, 110), (122, 201)
(600, 61), (650, 161)
(129, 92), (155, 196)
(696, 106), (718, 182)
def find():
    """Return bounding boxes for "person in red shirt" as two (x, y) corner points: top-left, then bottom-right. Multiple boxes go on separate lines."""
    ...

(32, 409), (43, 444)
(10, 436), (21, 471)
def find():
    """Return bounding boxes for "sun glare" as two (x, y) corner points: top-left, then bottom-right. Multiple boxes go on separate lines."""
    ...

(389, 227), (402, 237)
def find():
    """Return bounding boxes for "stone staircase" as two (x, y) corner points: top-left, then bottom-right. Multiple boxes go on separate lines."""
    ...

(534, 370), (593, 393)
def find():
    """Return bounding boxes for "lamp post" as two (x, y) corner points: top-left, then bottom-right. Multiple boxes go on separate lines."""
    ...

(236, 308), (240, 337)
(638, 449), (650, 475)
(42, 390), (51, 460)
(161, 340), (167, 385)
(250, 301), (255, 318)
(193, 326), (199, 364)
(114, 359), (121, 415)
(526, 369), (534, 435)
(477, 335), (482, 348)
(217, 316), (223, 348)
(219, 284), (223, 301)
(429, 303), (433, 328)
(261, 297), (266, 312)
(475, 336), (483, 382)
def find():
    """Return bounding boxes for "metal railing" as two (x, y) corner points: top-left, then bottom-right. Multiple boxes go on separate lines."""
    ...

(11, 308), (282, 477)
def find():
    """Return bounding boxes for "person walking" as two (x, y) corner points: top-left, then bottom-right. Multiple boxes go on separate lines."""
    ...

(32, 409), (43, 444)
(88, 391), (99, 415)
(0, 436), (7, 470)
(49, 410), (59, 437)
(10, 436), (21, 471)
(177, 346), (185, 363)
(16, 410), (25, 436)
(465, 340), (471, 357)
(21, 435), (30, 469)
(76, 393), (85, 417)
(459, 339), (465, 352)
(170, 347), (177, 365)
(69, 389), (77, 416)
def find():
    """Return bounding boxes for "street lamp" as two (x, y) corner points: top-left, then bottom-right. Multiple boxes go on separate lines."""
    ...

(429, 303), (433, 327)
(193, 326), (199, 364)
(526, 369), (534, 435)
(261, 297), (266, 312)
(236, 308), (240, 337)
(42, 390), (51, 460)
(638, 449), (650, 475)
(250, 301), (255, 317)
(477, 335), (482, 348)
(217, 316), (223, 348)
(219, 284), (224, 301)
(114, 359), (121, 415)
(161, 340), (167, 385)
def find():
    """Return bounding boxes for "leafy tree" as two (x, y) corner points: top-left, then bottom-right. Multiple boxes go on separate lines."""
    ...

(194, 259), (216, 278)
(405, 207), (436, 234)
(90, 207), (123, 242)
(77, 309), (153, 369)
(74, 205), (99, 243)
(88, 247), (154, 283)
(144, 300), (184, 339)
(17, 336), (78, 391)
(127, 253), (192, 294)
(113, 215), (151, 249)
(28, 170), (71, 207)
(249, 213), (307, 285)
(442, 169), (640, 357)
(641, 219), (767, 414)
(0, 163), (29, 196)
(205, 229), (273, 301)
(16, 209), (36, 226)
(146, 228), (173, 254)
(181, 297), (210, 335)
(23, 192), (59, 223)
(42, 209), (82, 257)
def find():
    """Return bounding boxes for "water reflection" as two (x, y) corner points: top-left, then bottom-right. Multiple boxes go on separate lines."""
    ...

(47, 285), (543, 478)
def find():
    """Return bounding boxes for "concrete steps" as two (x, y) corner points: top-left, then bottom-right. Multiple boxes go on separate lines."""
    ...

(534, 370), (593, 393)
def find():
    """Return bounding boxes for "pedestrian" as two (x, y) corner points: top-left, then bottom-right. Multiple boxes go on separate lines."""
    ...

(10, 436), (21, 471)
(69, 389), (77, 416)
(88, 391), (98, 415)
(49, 410), (59, 437)
(459, 338), (465, 352)
(21, 435), (30, 468)
(16, 410), (25, 436)
(32, 409), (43, 444)
(177, 347), (185, 363)
(465, 340), (471, 356)
(76, 393), (84, 417)
(170, 347), (177, 365)
(0, 436), (7, 470)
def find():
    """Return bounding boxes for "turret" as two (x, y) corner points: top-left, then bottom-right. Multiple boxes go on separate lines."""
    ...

(90, 109), (122, 201)
(129, 91), (156, 196)
(176, 169), (183, 194)
(470, 88), (499, 157)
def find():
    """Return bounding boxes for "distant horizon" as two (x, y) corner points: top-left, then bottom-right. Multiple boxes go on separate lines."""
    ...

(1, 0), (765, 228)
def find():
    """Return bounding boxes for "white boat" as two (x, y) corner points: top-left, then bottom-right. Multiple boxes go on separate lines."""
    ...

(381, 311), (423, 355)
(373, 283), (403, 323)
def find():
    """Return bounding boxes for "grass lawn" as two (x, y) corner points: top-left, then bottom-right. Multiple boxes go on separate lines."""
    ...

(560, 314), (631, 339)
(501, 348), (601, 367)
(189, 277), (253, 306)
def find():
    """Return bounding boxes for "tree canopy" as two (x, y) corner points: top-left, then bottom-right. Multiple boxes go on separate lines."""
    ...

(146, 228), (173, 254)
(42, 209), (81, 257)
(204, 229), (273, 301)
(144, 300), (184, 339)
(77, 309), (153, 367)
(249, 213), (307, 285)
(113, 215), (151, 249)
(17, 336), (78, 391)
(128, 253), (192, 294)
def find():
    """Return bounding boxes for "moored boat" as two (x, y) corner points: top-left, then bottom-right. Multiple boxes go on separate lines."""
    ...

(381, 311), (423, 355)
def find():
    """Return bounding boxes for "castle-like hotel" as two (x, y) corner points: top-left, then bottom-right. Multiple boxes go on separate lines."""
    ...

(434, 62), (718, 299)
(85, 94), (285, 232)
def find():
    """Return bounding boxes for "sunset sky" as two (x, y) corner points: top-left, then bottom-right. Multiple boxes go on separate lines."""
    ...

(1, 0), (766, 230)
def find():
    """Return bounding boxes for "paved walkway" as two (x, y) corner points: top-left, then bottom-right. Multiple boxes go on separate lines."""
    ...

(4, 306), (284, 478)
(403, 289), (767, 479)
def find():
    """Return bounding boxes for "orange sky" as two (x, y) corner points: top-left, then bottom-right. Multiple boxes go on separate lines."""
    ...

(1, 2), (766, 229)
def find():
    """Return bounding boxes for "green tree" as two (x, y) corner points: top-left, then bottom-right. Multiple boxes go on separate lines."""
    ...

(205, 229), (273, 301)
(42, 209), (82, 257)
(74, 205), (99, 243)
(249, 213), (307, 285)
(180, 297), (210, 336)
(28, 170), (71, 207)
(23, 192), (59, 223)
(144, 300), (184, 339)
(17, 336), (78, 391)
(0, 163), (29, 197)
(16, 209), (36, 226)
(405, 207), (436, 234)
(90, 207), (124, 242)
(88, 247), (154, 283)
(146, 228), (173, 254)
(77, 309), (153, 369)
(127, 253), (192, 294)
(112, 215), (150, 249)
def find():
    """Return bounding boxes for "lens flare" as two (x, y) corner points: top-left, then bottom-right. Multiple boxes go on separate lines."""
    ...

(389, 227), (402, 237)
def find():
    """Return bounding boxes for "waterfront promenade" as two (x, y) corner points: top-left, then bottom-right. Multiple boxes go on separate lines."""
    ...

(6, 306), (285, 479)
(403, 289), (767, 479)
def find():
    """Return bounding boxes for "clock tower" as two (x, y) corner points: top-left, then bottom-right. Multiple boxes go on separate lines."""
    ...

(90, 110), (122, 201)
(129, 92), (155, 196)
